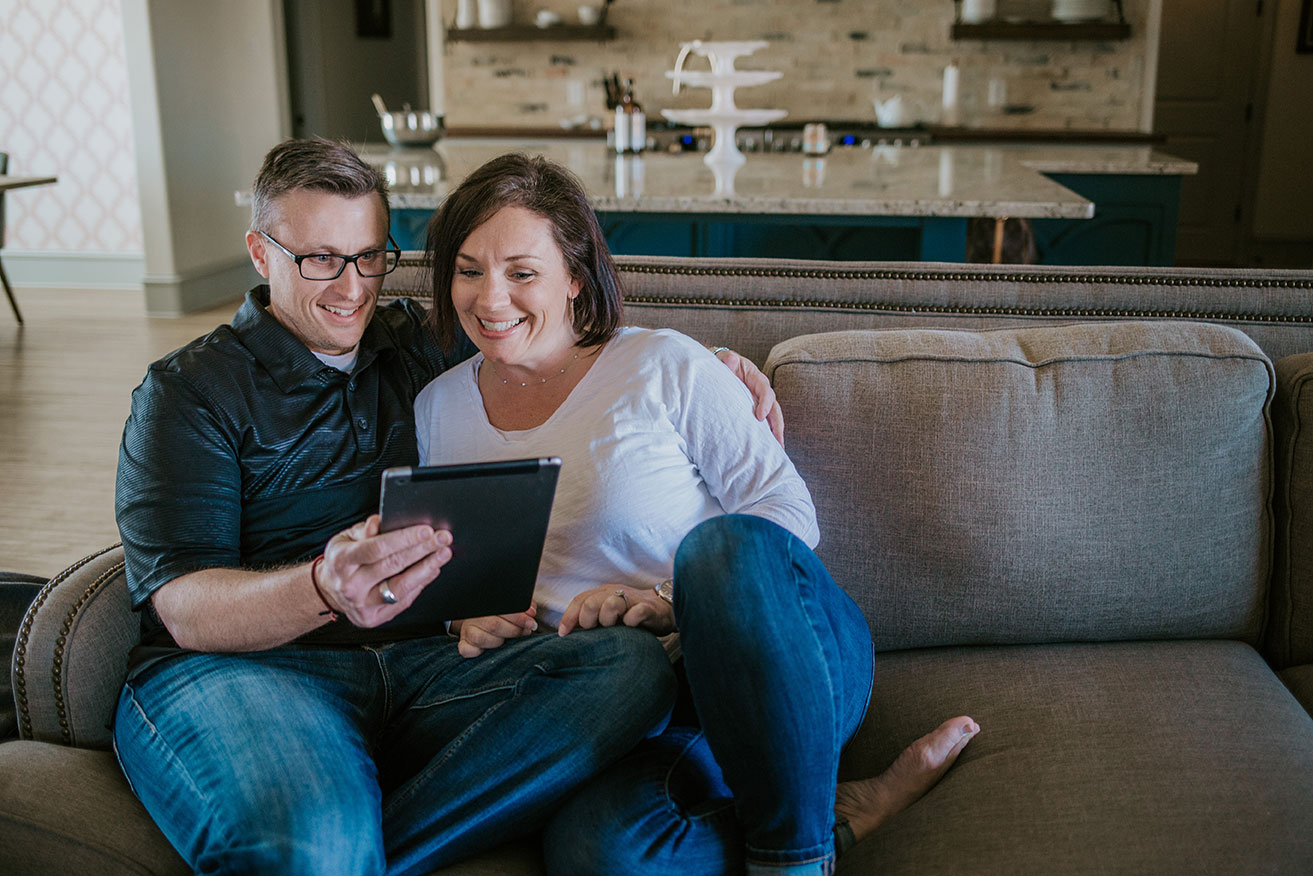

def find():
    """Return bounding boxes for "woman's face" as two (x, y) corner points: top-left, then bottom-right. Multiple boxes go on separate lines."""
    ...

(452, 205), (582, 372)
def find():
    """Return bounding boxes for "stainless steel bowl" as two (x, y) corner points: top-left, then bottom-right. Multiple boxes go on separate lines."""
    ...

(380, 110), (444, 147)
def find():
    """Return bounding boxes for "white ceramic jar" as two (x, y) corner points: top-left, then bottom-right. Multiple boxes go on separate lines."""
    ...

(1051, 0), (1109, 21)
(962, 0), (997, 23)
(478, 0), (512, 28)
(456, 0), (477, 29)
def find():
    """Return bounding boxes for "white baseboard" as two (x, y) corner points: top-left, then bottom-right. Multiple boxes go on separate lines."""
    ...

(0, 249), (146, 289)
(142, 257), (259, 317)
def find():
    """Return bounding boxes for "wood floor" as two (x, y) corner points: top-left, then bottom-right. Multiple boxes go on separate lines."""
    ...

(0, 286), (238, 577)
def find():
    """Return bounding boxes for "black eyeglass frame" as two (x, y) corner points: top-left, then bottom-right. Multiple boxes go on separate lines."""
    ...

(259, 231), (402, 281)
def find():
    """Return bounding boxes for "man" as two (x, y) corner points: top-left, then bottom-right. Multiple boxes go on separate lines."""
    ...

(113, 137), (783, 875)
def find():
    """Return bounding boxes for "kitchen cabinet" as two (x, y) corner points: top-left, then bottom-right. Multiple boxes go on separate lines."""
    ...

(369, 141), (1194, 267)
(1029, 173), (1182, 266)
(596, 173), (1186, 266)
(597, 214), (965, 262)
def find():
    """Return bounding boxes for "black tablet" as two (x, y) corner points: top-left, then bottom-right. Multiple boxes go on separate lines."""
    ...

(377, 458), (561, 633)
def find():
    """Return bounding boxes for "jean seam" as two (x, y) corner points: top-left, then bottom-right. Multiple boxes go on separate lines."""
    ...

(120, 679), (236, 853)
(745, 846), (835, 865)
(405, 645), (545, 711)
(384, 697), (508, 817)
(662, 730), (737, 824)
(381, 665), (535, 818)
(784, 533), (843, 792)
(365, 645), (392, 719)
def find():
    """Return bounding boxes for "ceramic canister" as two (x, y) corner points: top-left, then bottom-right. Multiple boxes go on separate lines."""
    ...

(477, 0), (512, 28)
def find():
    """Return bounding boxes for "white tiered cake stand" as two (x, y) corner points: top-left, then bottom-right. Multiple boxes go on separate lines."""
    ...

(662, 40), (787, 180)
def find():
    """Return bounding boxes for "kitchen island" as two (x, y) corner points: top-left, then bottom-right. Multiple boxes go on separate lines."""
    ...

(361, 141), (1196, 265)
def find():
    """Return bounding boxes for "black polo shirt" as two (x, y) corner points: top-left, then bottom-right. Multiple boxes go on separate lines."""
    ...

(116, 286), (474, 671)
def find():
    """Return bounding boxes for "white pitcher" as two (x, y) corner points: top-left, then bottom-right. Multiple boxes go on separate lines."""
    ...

(873, 95), (908, 128)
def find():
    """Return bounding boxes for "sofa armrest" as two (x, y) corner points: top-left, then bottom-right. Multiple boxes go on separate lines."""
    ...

(1267, 353), (1313, 670)
(12, 545), (137, 749)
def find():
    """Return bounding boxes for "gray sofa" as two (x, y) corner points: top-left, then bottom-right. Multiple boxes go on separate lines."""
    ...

(4, 256), (1313, 874)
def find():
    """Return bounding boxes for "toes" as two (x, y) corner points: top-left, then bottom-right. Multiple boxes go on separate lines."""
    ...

(929, 716), (980, 761)
(901, 716), (980, 774)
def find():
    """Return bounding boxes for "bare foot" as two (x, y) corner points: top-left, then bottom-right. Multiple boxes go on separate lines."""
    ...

(834, 715), (980, 844)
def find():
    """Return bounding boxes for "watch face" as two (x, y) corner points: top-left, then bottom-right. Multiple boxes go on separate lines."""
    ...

(655, 578), (674, 604)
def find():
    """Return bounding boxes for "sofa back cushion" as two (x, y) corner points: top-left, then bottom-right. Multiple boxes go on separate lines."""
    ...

(766, 321), (1274, 651)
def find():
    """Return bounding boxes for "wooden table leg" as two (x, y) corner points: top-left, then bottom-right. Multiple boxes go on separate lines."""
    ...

(0, 258), (23, 324)
(991, 216), (1007, 264)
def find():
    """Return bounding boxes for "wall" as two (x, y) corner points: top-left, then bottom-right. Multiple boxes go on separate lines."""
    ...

(440, 0), (1159, 132)
(122, 0), (289, 315)
(0, 0), (144, 288)
(1251, 0), (1313, 249)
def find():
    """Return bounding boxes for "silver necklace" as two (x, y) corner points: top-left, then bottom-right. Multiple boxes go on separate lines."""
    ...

(488, 351), (580, 388)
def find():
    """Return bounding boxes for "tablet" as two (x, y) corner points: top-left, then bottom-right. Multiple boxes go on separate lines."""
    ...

(377, 457), (561, 633)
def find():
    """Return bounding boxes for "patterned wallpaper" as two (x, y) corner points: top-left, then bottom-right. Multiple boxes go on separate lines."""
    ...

(441, 0), (1153, 132)
(0, 0), (142, 253)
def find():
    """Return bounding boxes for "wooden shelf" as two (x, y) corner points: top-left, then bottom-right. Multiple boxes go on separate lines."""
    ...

(952, 20), (1131, 40)
(447, 24), (616, 42)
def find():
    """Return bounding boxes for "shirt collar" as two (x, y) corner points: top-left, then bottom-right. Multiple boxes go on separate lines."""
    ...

(231, 285), (396, 393)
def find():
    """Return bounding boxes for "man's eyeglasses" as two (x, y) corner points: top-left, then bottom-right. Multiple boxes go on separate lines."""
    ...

(259, 231), (401, 281)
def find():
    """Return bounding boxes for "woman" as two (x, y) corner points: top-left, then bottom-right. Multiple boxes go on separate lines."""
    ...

(416, 153), (978, 876)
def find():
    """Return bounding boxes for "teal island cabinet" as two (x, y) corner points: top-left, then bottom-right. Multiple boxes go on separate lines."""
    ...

(371, 141), (1194, 266)
(1002, 146), (1195, 266)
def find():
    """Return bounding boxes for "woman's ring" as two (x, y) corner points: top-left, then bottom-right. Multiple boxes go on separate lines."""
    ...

(614, 588), (629, 609)
(379, 583), (399, 605)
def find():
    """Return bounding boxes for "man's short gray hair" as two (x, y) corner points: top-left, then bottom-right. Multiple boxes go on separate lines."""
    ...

(250, 137), (390, 234)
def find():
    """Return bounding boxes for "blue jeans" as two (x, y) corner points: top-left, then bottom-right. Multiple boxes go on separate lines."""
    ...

(543, 515), (875, 876)
(114, 626), (674, 876)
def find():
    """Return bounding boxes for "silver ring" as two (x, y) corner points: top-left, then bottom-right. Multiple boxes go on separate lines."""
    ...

(614, 588), (629, 609)
(378, 583), (398, 605)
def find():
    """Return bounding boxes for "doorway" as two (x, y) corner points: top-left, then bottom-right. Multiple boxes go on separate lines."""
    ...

(1153, 0), (1266, 266)
(283, 0), (429, 143)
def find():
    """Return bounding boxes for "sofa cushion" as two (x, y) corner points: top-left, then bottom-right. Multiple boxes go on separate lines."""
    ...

(0, 739), (549, 876)
(837, 640), (1313, 875)
(0, 740), (188, 876)
(767, 321), (1274, 651)
(1268, 352), (1313, 669)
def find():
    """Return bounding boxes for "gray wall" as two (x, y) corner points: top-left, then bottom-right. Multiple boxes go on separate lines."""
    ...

(123, 0), (289, 315)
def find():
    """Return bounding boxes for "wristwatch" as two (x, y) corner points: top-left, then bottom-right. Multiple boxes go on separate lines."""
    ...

(654, 578), (674, 605)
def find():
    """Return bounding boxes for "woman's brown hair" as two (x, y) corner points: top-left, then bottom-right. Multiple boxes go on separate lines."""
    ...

(424, 153), (623, 352)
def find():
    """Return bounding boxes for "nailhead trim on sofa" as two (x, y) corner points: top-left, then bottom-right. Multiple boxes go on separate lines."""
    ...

(13, 544), (122, 743)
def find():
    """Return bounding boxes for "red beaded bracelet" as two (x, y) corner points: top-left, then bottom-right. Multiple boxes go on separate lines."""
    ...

(309, 555), (338, 623)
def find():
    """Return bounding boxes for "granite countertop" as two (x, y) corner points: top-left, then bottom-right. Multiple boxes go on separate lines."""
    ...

(357, 141), (1195, 219)
(1005, 144), (1198, 176)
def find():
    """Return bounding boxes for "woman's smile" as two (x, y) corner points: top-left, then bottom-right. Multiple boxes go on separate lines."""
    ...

(477, 315), (528, 333)
(452, 205), (582, 377)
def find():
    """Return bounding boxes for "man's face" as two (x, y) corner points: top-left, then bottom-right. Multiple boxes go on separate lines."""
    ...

(245, 189), (389, 355)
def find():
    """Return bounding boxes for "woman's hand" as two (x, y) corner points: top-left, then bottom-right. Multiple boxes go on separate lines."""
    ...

(557, 585), (675, 637)
(713, 347), (784, 446)
(450, 604), (538, 658)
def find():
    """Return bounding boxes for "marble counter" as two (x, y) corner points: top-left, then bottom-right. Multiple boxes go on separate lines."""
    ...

(346, 140), (1199, 264)
(1006, 145), (1198, 176)
(364, 141), (1105, 220)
